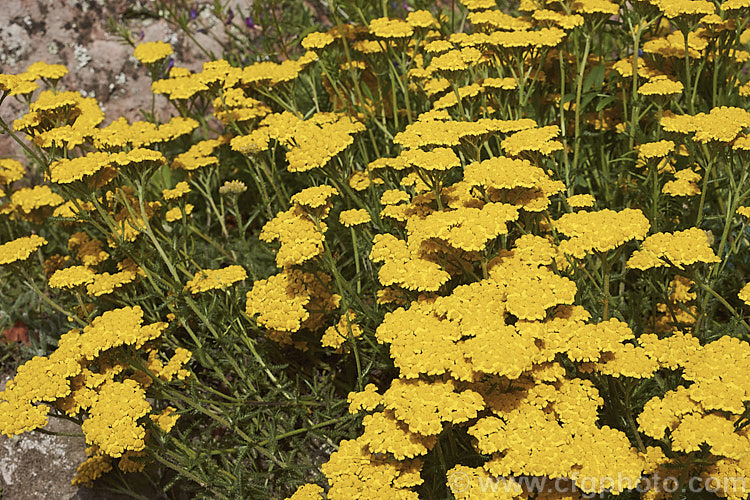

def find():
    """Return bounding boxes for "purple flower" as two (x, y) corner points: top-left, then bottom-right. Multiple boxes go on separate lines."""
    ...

(226, 8), (234, 25)
(190, 7), (197, 20)
(245, 16), (255, 29)
(166, 57), (175, 74)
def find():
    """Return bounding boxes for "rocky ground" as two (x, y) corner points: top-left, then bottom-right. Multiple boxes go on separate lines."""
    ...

(0, 1), (252, 498)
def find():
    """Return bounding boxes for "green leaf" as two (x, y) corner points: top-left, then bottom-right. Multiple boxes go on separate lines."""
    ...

(583, 63), (606, 93)
(596, 94), (619, 112)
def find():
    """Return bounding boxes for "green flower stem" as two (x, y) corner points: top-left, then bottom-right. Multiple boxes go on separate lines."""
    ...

(651, 159), (660, 232)
(34, 428), (84, 438)
(559, 49), (572, 194)
(599, 252), (611, 321)
(351, 227), (362, 294)
(695, 145), (714, 227)
(255, 416), (347, 448)
(191, 172), (230, 239)
(572, 32), (592, 176)
(682, 27), (694, 114)
(619, 379), (646, 453)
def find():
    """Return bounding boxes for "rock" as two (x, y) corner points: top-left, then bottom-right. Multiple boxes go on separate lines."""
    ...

(0, 416), (91, 500)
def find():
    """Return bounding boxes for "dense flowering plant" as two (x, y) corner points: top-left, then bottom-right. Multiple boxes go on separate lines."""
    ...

(3, 0), (750, 497)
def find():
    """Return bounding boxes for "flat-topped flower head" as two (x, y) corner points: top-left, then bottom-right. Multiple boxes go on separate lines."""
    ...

(86, 271), (137, 297)
(572, 0), (619, 16)
(722, 0), (750, 12)
(402, 147), (461, 171)
(133, 41), (173, 65)
(428, 47), (483, 73)
(461, 0), (497, 9)
(339, 209), (371, 227)
(627, 227), (720, 270)
(11, 185), (64, 214)
(25, 61), (68, 81)
(638, 77), (684, 97)
(567, 194), (596, 208)
(162, 181), (190, 201)
(662, 107), (750, 143)
(369, 17), (414, 38)
(0, 235), (47, 265)
(638, 140), (674, 161)
(290, 185), (339, 210)
(406, 10), (437, 28)
(184, 266), (247, 294)
(49, 152), (111, 184)
(468, 10), (533, 30)
(555, 208), (651, 258)
(501, 125), (563, 157)
(300, 31), (335, 50)
(49, 265), (96, 289)
(653, 0), (715, 19)
(0, 159), (25, 185)
(532, 9), (585, 29)
(1, 73), (40, 99)
(488, 28), (566, 50)
(662, 168), (701, 197)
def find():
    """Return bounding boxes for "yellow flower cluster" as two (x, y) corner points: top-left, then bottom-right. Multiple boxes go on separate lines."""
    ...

(246, 269), (340, 343)
(86, 270), (137, 297)
(213, 88), (271, 125)
(133, 41), (173, 65)
(661, 107), (750, 143)
(339, 208), (371, 227)
(554, 208), (651, 258)
(662, 168), (701, 197)
(0, 234), (47, 265)
(0, 158), (25, 185)
(463, 156), (565, 212)
(627, 227), (720, 270)
(319, 439), (423, 498)
(162, 181), (190, 201)
(501, 125), (563, 157)
(80, 379), (151, 457)
(8, 0), (750, 493)
(260, 205), (327, 268)
(0, 306), (172, 464)
(172, 138), (223, 170)
(184, 265), (247, 294)
(369, 17), (414, 38)
(48, 265), (96, 288)
(406, 202), (519, 252)
(10, 185), (64, 215)
(87, 115), (195, 151)
(232, 111), (365, 172)
(49, 152), (112, 184)
(322, 310), (363, 349)
(370, 234), (450, 292)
